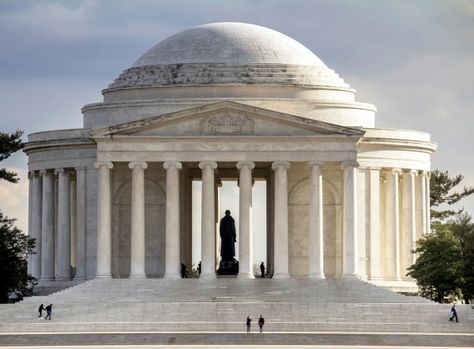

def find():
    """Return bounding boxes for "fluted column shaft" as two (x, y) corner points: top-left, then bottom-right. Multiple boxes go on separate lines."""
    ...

(425, 172), (431, 234)
(391, 169), (402, 281)
(408, 170), (417, 265)
(164, 161), (182, 278)
(308, 162), (325, 279)
(95, 161), (113, 278)
(56, 168), (72, 280)
(341, 160), (359, 278)
(368, 167), (382, 280)
(420, 172), (427, 236)
(40, 170), (55, 281)
(74, 167), (86, 281)
(199, 161), (217, 278)
(272, 161), (290, 279)
(237, 161), (255, 279)
(128, 161), (148, 278)
(32, 172), (43, 279)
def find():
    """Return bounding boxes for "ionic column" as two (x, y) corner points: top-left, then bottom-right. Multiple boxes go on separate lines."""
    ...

(341, 160), (359, 278)
(55, 168), (72, 280)
(272, 161), (290, 279)
(40, 170), (55, 282)
(30, 172), (43, 279)
(308, 161), (325, 279)
(199, 161), (217, 278)
(420, 171), (427, 236)
(391, 169), (402, 281)
(425, 172), (431, 234)
(128, 161), (148, 278)
(237, 161), (255, 279)
(28, 172), (33, 276)
(74, 167), (86, 281)
(95, 161), (113, 278)
(368, 167), (382, 280)
(164, 161), (182, 278)
(408, 170), (417, 265)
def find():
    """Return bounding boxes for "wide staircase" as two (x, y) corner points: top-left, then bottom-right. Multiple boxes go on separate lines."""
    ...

(1, 278), (473, 346)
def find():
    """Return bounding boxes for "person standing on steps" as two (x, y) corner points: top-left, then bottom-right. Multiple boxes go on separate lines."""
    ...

(449, 303), (459, 322)
(246, 315), (252, 333)
(44, 304), (53, 320)
(260, 262), (265, 278)
(258, 314), (265, 333)
(38, 304), (44, 318)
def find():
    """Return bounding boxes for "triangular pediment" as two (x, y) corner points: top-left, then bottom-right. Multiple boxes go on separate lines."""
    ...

(91, 101), (364, 138)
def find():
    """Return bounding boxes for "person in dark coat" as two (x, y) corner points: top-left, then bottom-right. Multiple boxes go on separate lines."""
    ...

(449, 303), (459, 322)
(246, 315), (252, 333)
(44, 304), (52, 320)
(38, 304), (44, 318)
(220, 210), (236, 261)
(260, 262), (265, 278)
(258, 314), (265, 333)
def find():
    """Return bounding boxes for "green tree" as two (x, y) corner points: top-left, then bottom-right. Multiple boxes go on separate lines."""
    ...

(0, 212), (35, 303)
(0, 130), (24, 183)
(451, 213), (474, 303)
(430, 169), (474, 222)
(407, 226), (463, 303)
(0, 129), (35, 303)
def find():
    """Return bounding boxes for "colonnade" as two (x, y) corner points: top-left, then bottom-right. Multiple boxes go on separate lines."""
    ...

(27, 162), (430, 282)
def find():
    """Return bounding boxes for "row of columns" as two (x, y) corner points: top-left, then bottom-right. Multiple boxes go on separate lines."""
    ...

(28, 167), (87, 283)
(366, 168), (430, 281)
(94, 160), (359, 279)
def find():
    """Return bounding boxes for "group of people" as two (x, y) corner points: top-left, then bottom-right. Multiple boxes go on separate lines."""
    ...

(246, 315), (265, 333)
(38, 304), (53, 320)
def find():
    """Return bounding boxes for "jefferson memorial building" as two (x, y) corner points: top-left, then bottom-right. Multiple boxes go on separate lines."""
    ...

(25, 23), (436, 290)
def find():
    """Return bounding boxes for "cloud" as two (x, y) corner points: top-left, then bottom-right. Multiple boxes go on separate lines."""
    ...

(0, 168), (28, 233)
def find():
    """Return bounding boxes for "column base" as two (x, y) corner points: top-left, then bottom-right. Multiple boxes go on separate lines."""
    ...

(55, 276), (72, 281)
(95, 274), (112, 279)
(163, 273), (181, 279)
(369, 276), (383, 282)
(129, 273), (147, 279)
(40, 277), (55, 283)
(341, 273), (359, 279)
(199, 273), (216, 279)
(307, 274), (325, 280)
(272, 272), (289, 279)
(237, 272), (255, 279)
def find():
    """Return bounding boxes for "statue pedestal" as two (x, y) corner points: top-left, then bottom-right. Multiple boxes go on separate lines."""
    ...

(217, 258), (239, 275)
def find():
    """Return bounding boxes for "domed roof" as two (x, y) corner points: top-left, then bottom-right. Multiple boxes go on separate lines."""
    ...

(108, 22), (349, 90)
(132, 22), (326, 67)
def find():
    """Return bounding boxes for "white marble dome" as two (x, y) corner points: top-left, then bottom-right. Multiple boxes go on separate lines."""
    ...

(132, 22), (326, 67)
(108, 22), (348, 89)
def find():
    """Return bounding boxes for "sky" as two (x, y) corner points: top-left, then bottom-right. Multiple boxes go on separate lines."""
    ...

(0, 0), (473, 261)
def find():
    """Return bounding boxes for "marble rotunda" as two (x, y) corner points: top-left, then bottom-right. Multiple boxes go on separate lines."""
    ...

(24, 22), (436, 291)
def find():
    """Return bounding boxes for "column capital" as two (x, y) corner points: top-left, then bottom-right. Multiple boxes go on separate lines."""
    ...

(94, 161), (113, 170)
(54, 168), (67, 175)
(199, 161), (217, 170)
(391, 168), (403, 176)
(408, 169), (418, 176)
(340, 160), (359, 170)
(236, 161), (255, 170)
(39, 169), (52, 176)
(75, 166), (87, 172)
(163, 161), (182, 170)
(272, 161), (290, 170)
(423, 170), (431, 179)
(128, 160), (148, 170)
(307, 161), (325, 169)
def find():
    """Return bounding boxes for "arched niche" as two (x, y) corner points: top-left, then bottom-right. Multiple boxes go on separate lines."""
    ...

(112, 178), (166, 277)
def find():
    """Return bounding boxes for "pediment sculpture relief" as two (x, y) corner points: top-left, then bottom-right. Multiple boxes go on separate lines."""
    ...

(200, 111), (254, 135)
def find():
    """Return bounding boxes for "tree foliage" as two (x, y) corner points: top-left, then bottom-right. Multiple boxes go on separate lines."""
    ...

(0, 130), (24, 183)
(451, 213), (474, 303)
(0, 212), (35, 303)
(407, 225), (463, 303)
(430, 169), (474, 222)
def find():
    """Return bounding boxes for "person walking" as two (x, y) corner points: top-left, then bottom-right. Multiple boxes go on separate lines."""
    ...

(44, 304), (53, 320)
(246, 315), (252, 333)
(260, 262), (265, 278)
(258, 314), (265, 333)
(38, 304), (44, 318)
(449, 303), (458, 322)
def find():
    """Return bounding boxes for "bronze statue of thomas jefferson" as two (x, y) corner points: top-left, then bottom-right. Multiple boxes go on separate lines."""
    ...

(220, 210), (236, 260)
